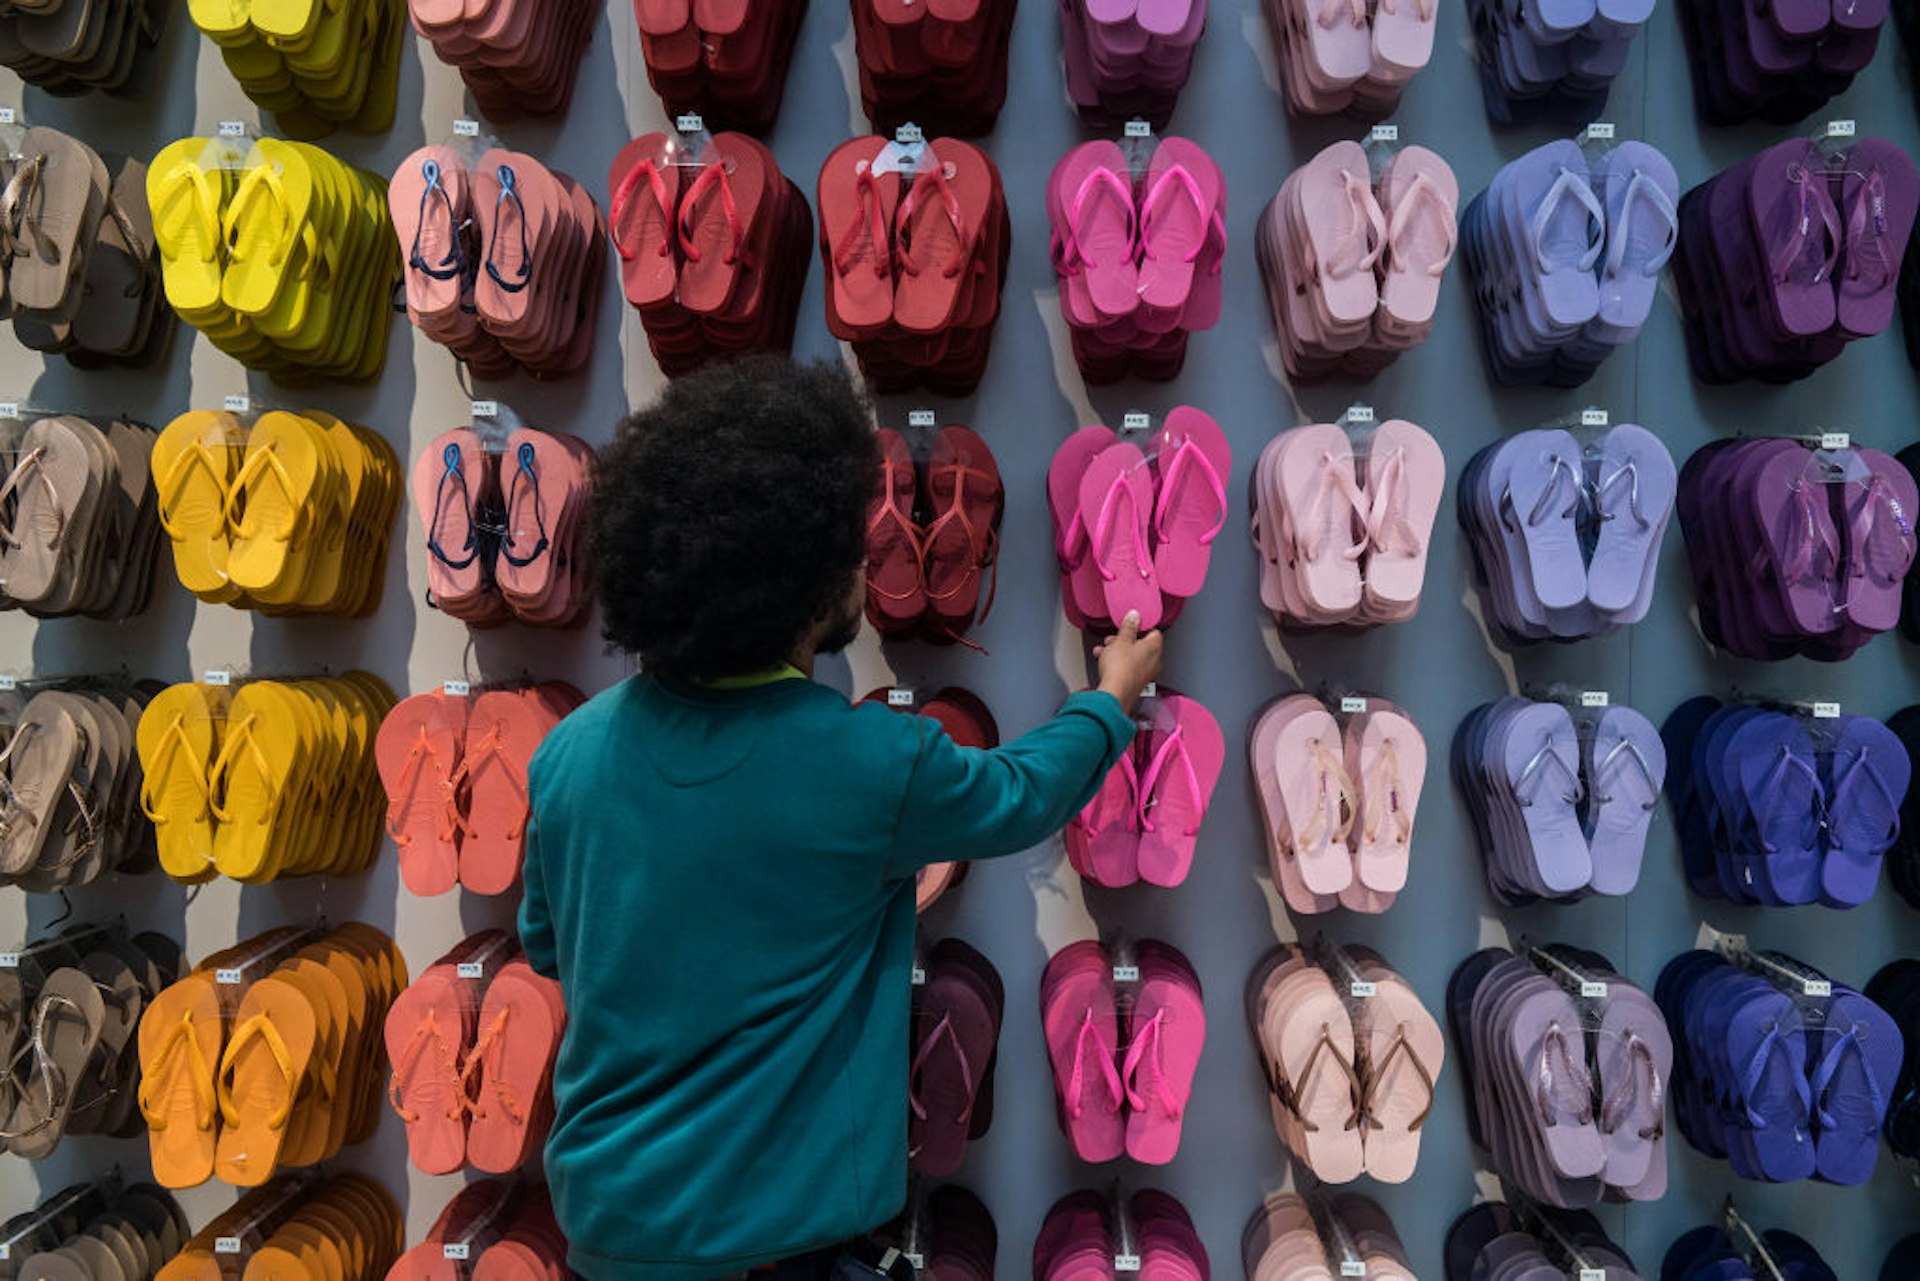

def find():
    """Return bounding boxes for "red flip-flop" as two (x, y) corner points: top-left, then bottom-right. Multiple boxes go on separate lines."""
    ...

(376, 691), (469, 897)
(893, 140), (994, 334)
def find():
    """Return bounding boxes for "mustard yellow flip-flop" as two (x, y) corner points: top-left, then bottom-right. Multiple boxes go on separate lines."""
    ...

(153, 411), (243, 603)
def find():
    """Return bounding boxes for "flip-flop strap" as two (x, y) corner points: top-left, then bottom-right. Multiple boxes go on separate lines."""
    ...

(383, 730), (441, 845)
(1513, 735), (1583, 807)
(1122, 1009), (1184, 1116)
(1078, 751), (1137, 839)
(1844, 169), (1895, 284)
(223, 164), (292, 267)
(1384, 173), (1456, 277)
(1365, 446), (1422, 556)
(832, 167), (892, 279)
(865, 476), (927, 603)
(1316, 0), (1364, 26)
(1139, 164), (1208, 264)
(1361, 1023), (1437, 1130)
(453, 728), (532, 839)
(223, 442), (302, 542)
(1065, 1009), (1123, 1119)
(922, 466), (996, 604)
(1753, 744), (1825, 853)
(1090, 473), (1152, 584)
(0, 447), (63, 550)
(218, 1012), (299, 1129)
(1138, 725), (1205, 837)
(1770, 170), (1842, 285)
(1828, 745), (1902, 846)
(498, 442), (551, 569)
(0, 154), (46, 260)
(409, 160), (466, 281)
(1535, 1022), (1594, 1125)
(154, 162), (223, 263)
(1326, 170), (1386, 278)
(1593, 458), (1649, 528)
(461, 1007), (524, 1122)
(1270, 1023), (1364, 1132)
(1784, 478), (1840, 584)
(140, 715), (213, 823)
(908, 1012), (976, 1124)
(1740, 1020), (1810, 1127)
(1528, 168), (1607, 276)
(428, 442), (481, 571)
(1810, 1022), (1884, 1128)
(136, 1015), (217, 1131)
(1361, 738), (1411, 845)
(610, 158), (672, 263)
(1300, 452), (1369, 565)
(387, 1010), (466, 1124)
(1846, 475), (1918, 581)
(1593, 735), (1660, 811)
(155, 441), (228, 541)
(1525, 453), (1583, 527)
(677, 161), (747, 267)
(0, 994), (78, 1139)
(208, 713), (276, 825)
(485, 164), (534, 292)
(1604, 170), (1678, 280)
(899, 162), (969, 279)
(1599, 1031), (1665, 1139)
(1152, 438), (1228, 546)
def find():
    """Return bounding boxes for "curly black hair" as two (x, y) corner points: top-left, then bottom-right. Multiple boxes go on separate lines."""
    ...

(591, 356), (878, 679)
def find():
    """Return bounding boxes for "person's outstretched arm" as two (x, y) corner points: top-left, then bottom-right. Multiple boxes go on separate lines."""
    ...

(888, 614), (1163, 875)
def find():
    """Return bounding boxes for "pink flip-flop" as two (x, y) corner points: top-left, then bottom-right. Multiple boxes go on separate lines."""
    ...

(1041, 941), (1125, 1163)
(1359, 418), (1444, 614)
(1135, 692), (1223, 888)
(1136, 140), (1225, 319)
(1148, 406), (1231, 599)
(1049, 425), (1120, 628)
(1078, 442), (1163, 630)
(1123, 943), (1205, 1164)
(1049, 141), (1140, 324)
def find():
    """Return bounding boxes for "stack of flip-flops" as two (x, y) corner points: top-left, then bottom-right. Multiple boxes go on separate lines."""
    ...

(1451, 945), (1670, 1205)
(1047, 413), (1232, 634)
(1060, 0), (1207, 128)
(1677, 0), (1883, 125)
(1461, 425), (1677, 644)
(1462, 139), (1680, 387)
(1674, 138), (1919, 384)
(0, 0), (171, 95)
(160, 1174), (402, 1281)
(136, 675), (395, 885)
(149, 137), (399, 381)
(137, 923), (403, 1188)
(376, 683), (585, 897)
(1249, 693), (1426, 915)
(0, 415), (162, 620)
(1042, 939), (1204, 1164)
(1264, 0), (1437, 117)
(1445, 1204), (1641, 1280)
(189, 0), (403, 135)
(385, 932), (565, 1175)
(865, 426), (1003, 645)
(1656, 947), (1902, 1186)
(391, 1180), (570, 1281)
(879, 1187), (995, 1281)
(1251, 419), (1444, 627)
(1259, 144), (1459, 379)
(1456, 697), (1666, 904)
(0, 685), (161, 891)
(1244, 1193), (1416, 1278)
(635, 0), (805, 133)
(1047, 138), (1225, 384)
(412, 427), (595, 628)
(6, 1182), (190, 1281)
(1661, 697), (1908, 908)
(1035, 1189), (1207, 1280)
(908, 939), (1002, 1177)
(1665, 1222), (1837, 1279)
(409, 0), (594, 121)
(389, 146), (605, 380)
(1246, 943), (1443, 1183)
(1465, 0), (1651, 125)
(153, 409), (400, 616)
(1, 135), (174, 368)
(0, 927), (184, 1156)
(818, 135), (1010, 394)
(858, 686), (996, 912)
(850, 0), (1017, 135)
(1068, 688), (1222, 889)
(1865, 960), (1920, 1164)
(608, 132), (813, 377)
(1678, 438), (1917, 659)
(1882, 705), (1920, 909)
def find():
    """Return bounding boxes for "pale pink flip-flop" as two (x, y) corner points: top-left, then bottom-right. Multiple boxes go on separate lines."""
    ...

(1148, 407), (1232, 599)
(1270, 696), (1353, 895)
(1297, 142), (1385, 328)
(1351, 953), (1443, 1183)
(1276, 424), (1366, 625)
(1257, 952), (1365, 1181)
(1079, 443), (1163, 630)
(1359, 418), (1444, 613)
(1249, 695), (1339, 914)
(1345, 700), (1425, 895)
(1376, 148), (1457, 329)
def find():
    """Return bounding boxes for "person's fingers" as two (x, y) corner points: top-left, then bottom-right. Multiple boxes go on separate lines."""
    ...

(1116, 611), (1142, 642)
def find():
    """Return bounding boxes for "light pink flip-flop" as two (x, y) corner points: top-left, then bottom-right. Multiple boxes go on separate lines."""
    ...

(1376, 147), (1458, 329)
(1345, 700), (1425, 895)
(1359, 418), (1444, 613)
(1276, 424), (1366, 623)
(1249, 695), (1340, 914)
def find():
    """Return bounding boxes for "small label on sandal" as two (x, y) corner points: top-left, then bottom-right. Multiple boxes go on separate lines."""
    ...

(443, 680), (471, 697)
(910, 966), (926, 986)
(1114, 1254), (1142, 1273)
(905, 1255), (925, 1272)
(1812, 701), (1841, 719)
(1123, 120), (1153, 138)
(1825, 119), (1857, 138)
(1141, 682), (1157, 699)
(1367, 125), (1398, 144)
(0, 402), (18, 420)
(1344, 404), (1374, 425)
(0, 953), (17, 968)
(0, 109), (14, 126)
(217, 120), (247, 138)
(907, 410), (937, 428)
(470, 399), (499, 420)
(1804, 979), (1833, 997)
(1341, 1264), (1366, 1278)
(887, 689), (913, 707)
(1340, 696), (1367, 714)
(1121, 412), (1151, 432)
(1349, 981), (1377, 998)
(215, 1239), (243, 1256)
(675, 113), (705, 134)
(1579, 122), (1615, 142)
(203, 670), (232, 687)
(1580, 1270), (1607, 1281)
(1112, 964), (1141, 983)
(456, 962), (485, 980)
(223, 395), (250, 414)
(1819, 431), (1850, 450)
(895, 123), (925, 145)
(1580, 690), (1609, 708)
(0, 676), (15, 691)
(215, 967), (243, 984)
(0, 1244), (9, 1260)
(443, 1245), (471, 1262)
(452, 119), (480, 137)
(1580, 408), (1608, 427)
(1579, 980), (1608, 999)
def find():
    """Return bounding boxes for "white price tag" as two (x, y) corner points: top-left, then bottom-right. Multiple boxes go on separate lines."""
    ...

(0, 953), (17, 968)
(215, 1239), (243, 1256)
(1580, 981), (1609, 999)
(443, 680), (471, 697)
(1340, 696), (1367, 714)
(910, 966), (926, 986)
(0, 676), (15, 691)
(223, 395), (251, 414)
(1112, 964), (1141, 983)
(894, 123), (925, 145)
(1367, 124), (1399, 144)
(203, 670), (232, 687)
(1123, 120), (1153, 138)
(1580, 408), (1609, 427)
(1580, 690), (1609, 708)
(1341, 1264), (1367, 1278)
(0, 108), (14, 125)
(443, 1244), (471, 1262)
(1812, 701), (1842, 719)
(452, 119), (480, 137)
(217, 120), (247, 137)
(1349, 981), (1378, 998)
(1580, 1271), (1607, 1281)
(1580, 122), (1616, 141)
(1344, 404), (1375, 425)
(470, 399), (499, 419)
(1804, 979), (1833, 997)
(887, 689), (914, 708)
(0, 1244), (10, 1261)
(904, 1255), (925, 1272)
(907, 410), (937, 428)
(1819, 431), (1850, 450)
(1121, 412), (1151, 432)
(676, 113), (705, 134)
(1826, 119), (1857, 138)
(1141, 682), (1157, 699)
(215, 968), (243, 985)
(1114, 1255), (1142, 1273)
(456, 962), (485, 980)
(0, 402), (18, 419)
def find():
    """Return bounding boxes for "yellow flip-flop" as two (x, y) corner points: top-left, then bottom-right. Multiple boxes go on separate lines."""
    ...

(138, 682), (231, 883)
(226, 410), (325, 596)
(209, 681), (306, 881)
(147, 141), (230, 319)
(152, 411), (243, 604)
(221, 140), (315, 320)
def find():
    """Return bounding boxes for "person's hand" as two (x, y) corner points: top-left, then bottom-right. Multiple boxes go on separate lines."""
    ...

(1093, 611), (1164, 715)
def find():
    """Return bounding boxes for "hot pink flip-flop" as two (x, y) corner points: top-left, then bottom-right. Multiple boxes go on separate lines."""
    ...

(1079, 442), (1163, 630)
(1136, 692), (1224, 887)
(1148, 407), (1232, 599)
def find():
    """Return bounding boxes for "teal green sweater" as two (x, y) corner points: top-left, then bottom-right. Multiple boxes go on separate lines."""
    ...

(517, 675), (1135, 1281)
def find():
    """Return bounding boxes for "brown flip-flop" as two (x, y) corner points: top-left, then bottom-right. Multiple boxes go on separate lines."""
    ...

(3, 965), (108, 1158)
